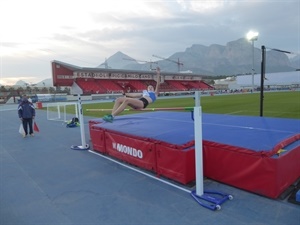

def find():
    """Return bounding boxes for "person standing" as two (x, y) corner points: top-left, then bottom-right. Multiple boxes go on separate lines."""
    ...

(18, 94), (36, 137)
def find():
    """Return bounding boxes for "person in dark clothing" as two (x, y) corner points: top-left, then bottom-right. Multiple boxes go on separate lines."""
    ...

(18, 94), (36, 137)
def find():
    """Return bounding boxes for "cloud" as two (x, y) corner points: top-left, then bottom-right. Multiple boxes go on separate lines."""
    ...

(0, 76), (38, 86)
(0, 0), (299, 84)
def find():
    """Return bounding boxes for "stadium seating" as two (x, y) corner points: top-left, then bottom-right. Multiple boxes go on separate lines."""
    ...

(76, 79), (106, 94)
(74, 78), (213, 94)
(96, 80), (123, 93)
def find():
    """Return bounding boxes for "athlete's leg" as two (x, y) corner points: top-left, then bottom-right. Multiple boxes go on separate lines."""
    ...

(112, 98), (144, 116)
(103, 97), (127, 122)
(111, 96), (126, 113)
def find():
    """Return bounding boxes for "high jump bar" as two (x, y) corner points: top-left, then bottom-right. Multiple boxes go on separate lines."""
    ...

(86, 107), (194, 112)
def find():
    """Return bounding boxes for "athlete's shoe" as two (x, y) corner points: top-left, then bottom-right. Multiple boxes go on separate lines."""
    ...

(103, 115), (114, 123)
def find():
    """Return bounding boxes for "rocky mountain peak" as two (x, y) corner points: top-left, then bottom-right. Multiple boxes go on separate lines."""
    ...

(98, 38), (297, 75)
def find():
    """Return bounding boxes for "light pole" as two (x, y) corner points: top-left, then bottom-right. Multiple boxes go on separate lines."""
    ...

(246, 31), (259, 93)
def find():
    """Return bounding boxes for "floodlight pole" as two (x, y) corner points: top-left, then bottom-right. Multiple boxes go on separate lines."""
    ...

(251, 40), (255, 93)
(247, 31), (258, 93)
(260, 46), (266, 117)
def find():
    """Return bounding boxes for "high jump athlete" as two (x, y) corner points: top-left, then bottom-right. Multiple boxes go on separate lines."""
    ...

(103, 67), (161, 122)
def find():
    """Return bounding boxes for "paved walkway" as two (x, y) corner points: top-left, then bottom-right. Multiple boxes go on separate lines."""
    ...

(0, 104), (299, 225)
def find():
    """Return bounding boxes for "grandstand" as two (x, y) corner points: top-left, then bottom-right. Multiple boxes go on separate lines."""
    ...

(51, 60), (213, 95)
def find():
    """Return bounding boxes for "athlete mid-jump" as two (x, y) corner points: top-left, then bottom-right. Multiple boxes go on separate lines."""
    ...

(103, 67), (161, 122)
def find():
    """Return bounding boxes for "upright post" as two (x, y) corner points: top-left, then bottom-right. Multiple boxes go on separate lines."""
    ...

(75, 102), (79, 118)
(70, 94), (89, 150)
(194, 91), (203, 196)
(57, 105), (61, 119)
(191, 91), (233, 210)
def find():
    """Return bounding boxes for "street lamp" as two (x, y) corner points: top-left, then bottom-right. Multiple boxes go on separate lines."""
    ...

(246, 31), (259, 93)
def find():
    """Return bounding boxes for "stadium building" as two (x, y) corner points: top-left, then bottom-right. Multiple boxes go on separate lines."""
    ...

(214, 71), (300, 91)
(51, 60), (213, 95)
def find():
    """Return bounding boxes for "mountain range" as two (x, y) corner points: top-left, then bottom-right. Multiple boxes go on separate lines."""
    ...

(12, 79), (53, 87)
(98, 38), (299, 76)
(2, 38), (299, 87)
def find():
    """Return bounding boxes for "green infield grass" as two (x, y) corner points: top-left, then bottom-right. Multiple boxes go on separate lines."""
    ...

(77, 91), (299, 119)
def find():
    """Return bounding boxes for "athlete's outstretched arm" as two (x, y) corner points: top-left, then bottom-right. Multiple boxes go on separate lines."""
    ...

(155, 67), (160, 95)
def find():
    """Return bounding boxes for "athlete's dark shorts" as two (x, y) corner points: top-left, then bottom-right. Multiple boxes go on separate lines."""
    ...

(139, 97), (149, 108)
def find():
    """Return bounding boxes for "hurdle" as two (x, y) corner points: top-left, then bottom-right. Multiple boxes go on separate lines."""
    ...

(86, 107), (194, 112)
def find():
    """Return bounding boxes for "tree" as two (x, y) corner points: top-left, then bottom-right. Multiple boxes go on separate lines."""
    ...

(0, 86), (7, 92)
(49, 87), (55, 93)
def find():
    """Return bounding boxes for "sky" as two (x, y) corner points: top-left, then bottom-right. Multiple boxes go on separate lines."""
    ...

(0, 0), (299, 85)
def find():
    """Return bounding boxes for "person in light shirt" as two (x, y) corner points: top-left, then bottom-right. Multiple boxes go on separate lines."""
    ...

(103, 67), (161, 122)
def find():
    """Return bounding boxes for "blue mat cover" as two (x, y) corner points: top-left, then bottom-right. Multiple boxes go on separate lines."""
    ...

(95, 111), (300, 153)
